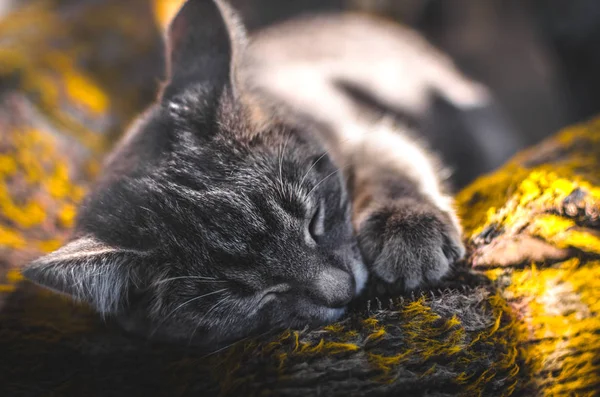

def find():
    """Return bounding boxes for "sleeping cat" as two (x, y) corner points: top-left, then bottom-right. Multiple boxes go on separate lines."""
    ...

(23, 0), (480, 348)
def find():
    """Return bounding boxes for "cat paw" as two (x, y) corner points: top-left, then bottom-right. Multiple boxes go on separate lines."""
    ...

(357, 198), (465, 291)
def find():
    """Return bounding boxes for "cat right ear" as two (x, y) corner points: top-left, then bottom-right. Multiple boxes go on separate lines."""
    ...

(22, 236), (142, 315)
(161, 0), (246, 103)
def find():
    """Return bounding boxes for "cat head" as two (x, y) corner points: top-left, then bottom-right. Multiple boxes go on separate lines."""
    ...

(23, 0), (367, 348)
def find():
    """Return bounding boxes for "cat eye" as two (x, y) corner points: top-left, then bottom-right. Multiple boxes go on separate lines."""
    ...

(308, 199), (326, 241)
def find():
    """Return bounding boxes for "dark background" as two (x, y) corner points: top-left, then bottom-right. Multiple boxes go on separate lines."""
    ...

(4, 0), (599, 163)
(229, 0), (600, 149)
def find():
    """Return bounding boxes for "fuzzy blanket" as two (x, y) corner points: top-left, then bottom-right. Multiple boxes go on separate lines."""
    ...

(0, 1), (599, 396)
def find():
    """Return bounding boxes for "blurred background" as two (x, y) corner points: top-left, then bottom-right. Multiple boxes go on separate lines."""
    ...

(232, 0), (600, 146)
(178, 0), (600, 146)
(236, 0), (600, 150)
(3, 0), (600, 145)
(2, 0), (600, 266)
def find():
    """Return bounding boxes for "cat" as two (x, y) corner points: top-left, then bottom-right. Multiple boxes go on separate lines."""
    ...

(22, 0), (476, 349)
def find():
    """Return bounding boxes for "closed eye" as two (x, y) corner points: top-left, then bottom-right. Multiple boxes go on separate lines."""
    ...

(308, 199), (325, 241)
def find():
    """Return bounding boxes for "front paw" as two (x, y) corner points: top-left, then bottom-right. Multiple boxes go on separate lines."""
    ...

(357, 198), (465, 292)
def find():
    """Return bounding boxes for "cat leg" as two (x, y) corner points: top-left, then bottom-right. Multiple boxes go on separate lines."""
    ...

(342, 119), (465, 291)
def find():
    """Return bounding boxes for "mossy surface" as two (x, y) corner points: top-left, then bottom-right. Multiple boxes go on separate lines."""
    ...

(0, 1), (599, 396)
(455, 119), (600, 396)
(0, 0), (164, 270)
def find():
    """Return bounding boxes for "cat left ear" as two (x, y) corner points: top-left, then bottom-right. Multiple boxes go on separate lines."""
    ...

(161, 0), (246, 102)
(23, 237), (142, 315)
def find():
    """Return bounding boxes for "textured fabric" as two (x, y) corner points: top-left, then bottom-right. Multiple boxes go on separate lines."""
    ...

(0, 2), (599, 396)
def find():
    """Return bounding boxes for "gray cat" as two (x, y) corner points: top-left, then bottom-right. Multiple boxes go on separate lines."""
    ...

(22, 0), (493, 349)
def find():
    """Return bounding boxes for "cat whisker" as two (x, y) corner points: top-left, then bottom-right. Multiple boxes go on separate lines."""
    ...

(187, 294), (231, 346)
(299, 132), (362, 189)
(305, 164), (351, 199)
(299, 151), (329, 188)
(155, 276), (226, 285)
(200, 328), (276, 359)
(298, 122), (394, 191)
(278, 131), (292, 191)
(198, 294), (231, 326)
(167, 288), (228, 318)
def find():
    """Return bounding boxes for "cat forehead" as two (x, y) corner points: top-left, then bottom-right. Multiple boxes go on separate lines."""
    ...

(90, 136), (316, 220)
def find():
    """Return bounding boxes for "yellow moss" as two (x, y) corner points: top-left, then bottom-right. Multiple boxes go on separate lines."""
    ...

(0, 11), (113, 154)
(362, 317), (380, 328)
(0, 284), (16, 293)
(45, 163), (73, 199)
(456, 117), (600, 246)
(64, 72), (109, 115)
(446, 315), (461, 328)
(421, 364), (437, 378)
(298, 338), (325, 354)
(455, 372), (472, 384)
(295, 339), (359, 356)
(456, 165), (528, 236)
(58, 203), (77, 228)
(153, 0), (186, 30)
(501, 258), (600, 394)
(344, 330), (358, 338)
(277, 352), (287, 371)
(38, 239), (63, 253)
(323, 323), (345, 333)
(0, 225), (26, 249)
(484, 268), (505, 282)
(85, 161), (101, 179)
(365, 328), (386, 342)
(464, 368), (498, 397)
(292, 331), (300, 352)
(367, 351), (413, 373)
(365, 298), (477, 384)
(458, 293), (521, 397)
(361, 316), (387, 342)
(0, 128), (88, 234)
(530, 214), (575, 240)
(0, 184), (47, 228)
(0, 126), (92, 260)
(558, 230), (600, 255)
(485, 294), (512, 337)
(320, 342), (360, 354)
(6, 269), (24, 283)
(262, 339), (284, 355)
(0, 155), (17, 174)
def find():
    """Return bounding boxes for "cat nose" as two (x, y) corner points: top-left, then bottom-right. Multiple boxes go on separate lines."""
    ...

(308, 268), (355, 308)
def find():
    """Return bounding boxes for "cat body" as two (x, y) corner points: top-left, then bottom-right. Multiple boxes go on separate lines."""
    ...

(23, 0), (474, 348)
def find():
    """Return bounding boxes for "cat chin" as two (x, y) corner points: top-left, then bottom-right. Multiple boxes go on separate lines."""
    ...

(319, 307), (346, 323)
(111, 294), (348, 348)
(114, 311), (255, 349)
(290, 303), (347, 328)
(109, 270), (356, 347)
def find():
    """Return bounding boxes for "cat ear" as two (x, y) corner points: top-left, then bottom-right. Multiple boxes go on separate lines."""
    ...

(161, 0), (246, 101)
(23, 237), (141, 315)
